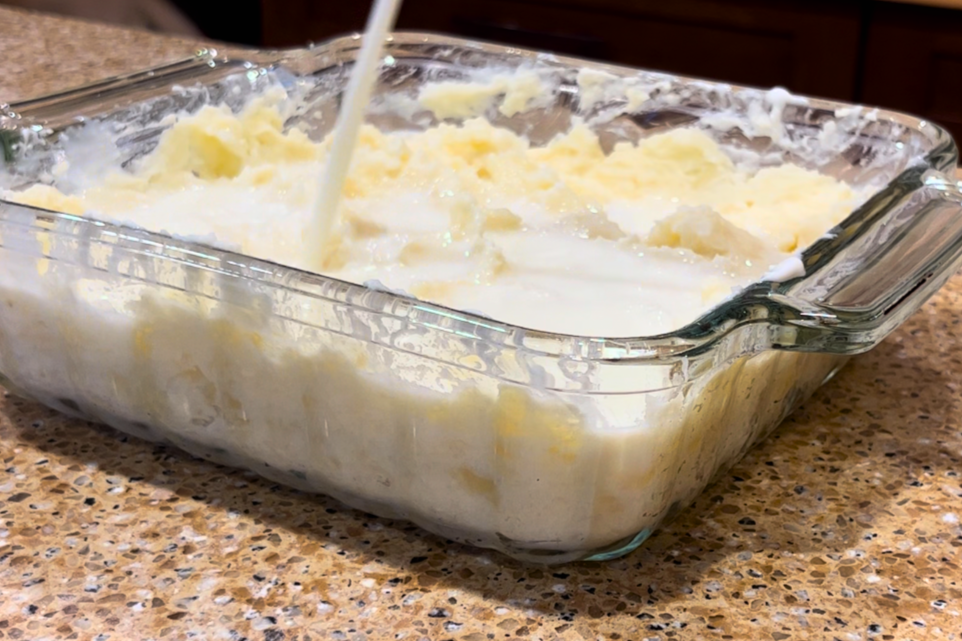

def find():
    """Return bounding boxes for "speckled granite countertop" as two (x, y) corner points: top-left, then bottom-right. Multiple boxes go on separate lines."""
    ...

(2, 6), (962, 641)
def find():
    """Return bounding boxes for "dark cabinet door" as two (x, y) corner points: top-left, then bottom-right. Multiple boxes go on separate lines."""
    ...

(399, 0), (862, 100)
(261, 0), (863, 101)
(261, 1), (370, 48)
(861, 2), (962, 142)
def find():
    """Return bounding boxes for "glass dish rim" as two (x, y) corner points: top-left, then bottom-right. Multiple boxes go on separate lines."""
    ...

(0, 32), (958, 365)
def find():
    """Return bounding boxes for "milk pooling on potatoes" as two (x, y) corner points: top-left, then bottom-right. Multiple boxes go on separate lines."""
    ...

(6, 77), (861, 337)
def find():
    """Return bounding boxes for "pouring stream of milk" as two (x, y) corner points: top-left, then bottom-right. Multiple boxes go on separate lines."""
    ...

(307, 0), (403, 270)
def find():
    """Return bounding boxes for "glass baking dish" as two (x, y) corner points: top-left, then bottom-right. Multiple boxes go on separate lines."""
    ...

(1, 34), (960, 564)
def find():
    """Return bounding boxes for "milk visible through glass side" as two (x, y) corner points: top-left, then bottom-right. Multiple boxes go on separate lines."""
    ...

(0, 71), (868, 553)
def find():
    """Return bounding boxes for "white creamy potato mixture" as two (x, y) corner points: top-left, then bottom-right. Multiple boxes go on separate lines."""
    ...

(8, 82), (860, 337)
(0, 73), (859, 555)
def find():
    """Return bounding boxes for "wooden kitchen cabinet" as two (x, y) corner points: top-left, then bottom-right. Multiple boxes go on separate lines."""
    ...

(261, 1), (368, 50)
(861, 2), (962, 141)
(262, 0), (862, 101)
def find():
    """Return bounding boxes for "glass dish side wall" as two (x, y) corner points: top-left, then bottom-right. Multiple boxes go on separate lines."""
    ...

(0, 205), (846, 562)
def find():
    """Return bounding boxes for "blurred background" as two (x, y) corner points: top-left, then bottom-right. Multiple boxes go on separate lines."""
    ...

(3, 0), (960, 139)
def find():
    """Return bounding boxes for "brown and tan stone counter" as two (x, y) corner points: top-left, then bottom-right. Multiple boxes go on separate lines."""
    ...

(2, 6), (962, 640)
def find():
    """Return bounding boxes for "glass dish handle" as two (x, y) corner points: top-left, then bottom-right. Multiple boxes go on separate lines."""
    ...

(770, 169), (962, 355)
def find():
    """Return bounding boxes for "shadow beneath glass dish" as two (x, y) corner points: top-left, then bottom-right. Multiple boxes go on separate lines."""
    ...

(3, 322), (959, 632)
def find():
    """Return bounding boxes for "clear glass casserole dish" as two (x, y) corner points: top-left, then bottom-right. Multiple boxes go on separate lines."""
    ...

(1, 34), (960, 563)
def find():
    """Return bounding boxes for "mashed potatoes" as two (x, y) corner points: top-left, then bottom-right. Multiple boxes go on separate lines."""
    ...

(8, 88), (860, 336)
(0, 75), (858, 560)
